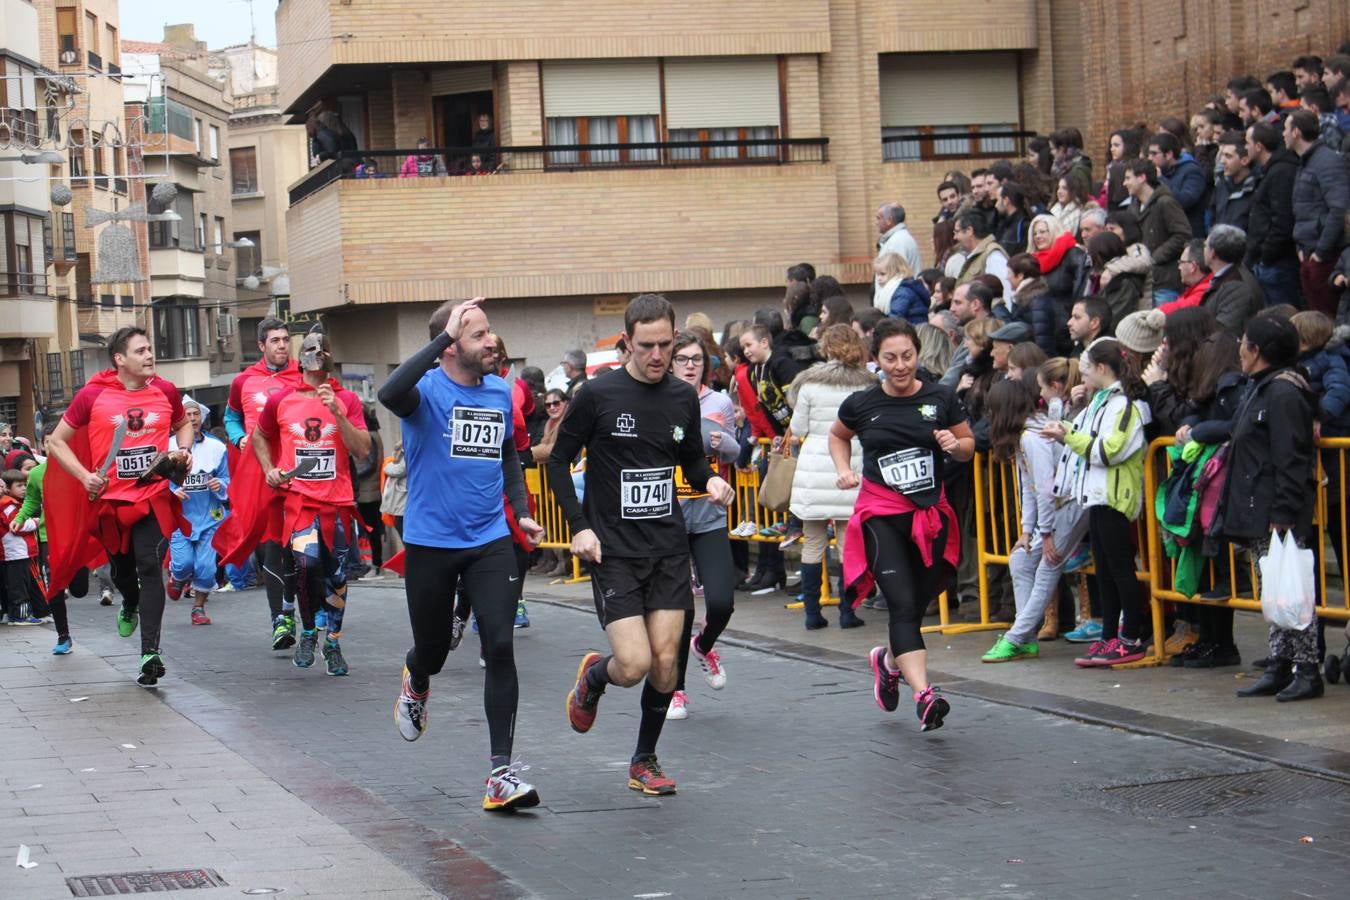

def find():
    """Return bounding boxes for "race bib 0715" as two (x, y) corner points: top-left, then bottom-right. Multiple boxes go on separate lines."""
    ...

(449, 407), (505, 460)
(878, 448), (935, 495)
(621, 467), (674, 520)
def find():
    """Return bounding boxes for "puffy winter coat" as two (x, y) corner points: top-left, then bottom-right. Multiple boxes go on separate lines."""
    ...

(1095, 269), (1146, 324)
(1212, 171), (1259, 232)
(886, 277), (932, 326)
(1132, 185), (1193, 293)
(1245, 146), (1299, 268)
(787, 361), (876, 521)
(1000, 278), (1062, 356)
(1292, 142), (1350, 260)
(1162, 154), (1210, 237)
(1298, 344), (1350, 434)
(1042, 245), (1090, 318)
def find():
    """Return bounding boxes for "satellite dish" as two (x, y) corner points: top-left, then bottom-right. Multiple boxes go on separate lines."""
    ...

(60, 49), (77, 64)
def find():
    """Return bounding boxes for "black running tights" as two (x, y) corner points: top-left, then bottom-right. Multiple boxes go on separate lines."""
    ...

(675, 529), (736, 692)
(404, 538), (520, 758)
(863, 513), (948, 657)
(108, 516), (168, 654)
(1088, 506), (1140, 643)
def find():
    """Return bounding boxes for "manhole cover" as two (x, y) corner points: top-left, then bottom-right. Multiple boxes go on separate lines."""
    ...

(66, 869), (227, 896)
(1102, 768), (1350, 817)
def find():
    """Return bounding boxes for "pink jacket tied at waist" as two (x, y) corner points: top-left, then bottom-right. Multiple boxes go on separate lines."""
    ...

(842, 478), (960, 609)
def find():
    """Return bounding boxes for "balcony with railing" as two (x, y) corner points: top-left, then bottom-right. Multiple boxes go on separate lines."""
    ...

(285, 137), (842, 314)
(0, 273), (56, 338)
(87, 50), (102, 71)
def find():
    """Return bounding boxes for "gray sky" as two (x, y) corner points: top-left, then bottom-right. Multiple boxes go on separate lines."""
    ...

(120, 0), (279, 49)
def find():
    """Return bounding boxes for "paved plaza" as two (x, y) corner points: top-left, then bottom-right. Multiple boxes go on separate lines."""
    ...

(4, 576), (1350, 899)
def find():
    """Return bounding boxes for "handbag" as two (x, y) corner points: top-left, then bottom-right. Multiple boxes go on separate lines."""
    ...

(757, 430), (797, 513)
(1258, 530), (1316, 631)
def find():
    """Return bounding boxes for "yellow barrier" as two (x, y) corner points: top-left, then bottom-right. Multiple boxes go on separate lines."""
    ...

(524, 464), (589, 584)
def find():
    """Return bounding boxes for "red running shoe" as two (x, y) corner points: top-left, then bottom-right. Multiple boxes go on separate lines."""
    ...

(566, 652), (605, 733)
(165, 577), (187, 602)
(628, 757), (677, 795)
(190, 607), (211, 626)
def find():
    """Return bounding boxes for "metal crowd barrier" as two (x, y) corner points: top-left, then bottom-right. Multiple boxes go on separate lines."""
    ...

(524, 464), (589, 584)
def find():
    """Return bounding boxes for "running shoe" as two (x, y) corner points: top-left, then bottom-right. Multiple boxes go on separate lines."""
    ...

(190, 607), (211, 626)
(781, 527), (803, 549)
(137, 651), (166, 687)
(1063, 619), (1102, 643)
(981, 636), (1039, 663)
(116, 606), (138, 638)
(314, 608), (329, 631)
(1086, 637), (1146, 667)
(482, 764), (540, 811)
(322, 638), (348, 676)
(514, 601), (530, 629)
(216, 583), (237, 593)
(294, 629), (319, 668)
(1063, 543), (1093, 573)
(272, 614), (296, 651)
(450, 615), (467, 651)
(395, 666), (429, 741)
(869, 646), (902, 713)
(915, 686), (950, 732)
(691, 633), (726, 689)
(52, 636), (73, 656)
(165, 576), (187, 602)
(666, 690), (688, 720)
(1073, 638), (1115, 667)
(628, 757), (677, 796)
(99, 590), (113, 607)
(566, 651), (605, 733)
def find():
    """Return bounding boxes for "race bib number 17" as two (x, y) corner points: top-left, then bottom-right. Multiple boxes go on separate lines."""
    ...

(450, 408), (505, 460)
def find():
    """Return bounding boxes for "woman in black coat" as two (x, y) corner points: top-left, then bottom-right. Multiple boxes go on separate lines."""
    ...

(1218, 316), (1322, 702)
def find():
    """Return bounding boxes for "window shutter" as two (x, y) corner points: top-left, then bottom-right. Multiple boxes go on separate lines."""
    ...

(879, 53), (1019, 127)
(664, 57), (780, 130)
(429, 64), (493, 97)
(541, 60), (661, 118)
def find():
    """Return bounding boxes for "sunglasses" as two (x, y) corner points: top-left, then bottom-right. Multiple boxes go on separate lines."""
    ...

(545, 401), (564, 409)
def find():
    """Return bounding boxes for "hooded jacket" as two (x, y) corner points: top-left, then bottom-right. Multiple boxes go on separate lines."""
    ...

(885, 277), (932, 326)
(1055, 382), (1152, 520)
(1245, 146), (1300, 267)
(787, 361), (876, 522)
(1162, 153), (1209, 237)
(1132, 184), (1193, 293)
(1298, 340), (1350, 434)
(1212, 170), (1260, 232)
(1292, 141), (1350, 259)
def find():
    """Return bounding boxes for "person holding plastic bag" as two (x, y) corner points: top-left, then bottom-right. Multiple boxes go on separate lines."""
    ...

(1219, 315), (1323, 702)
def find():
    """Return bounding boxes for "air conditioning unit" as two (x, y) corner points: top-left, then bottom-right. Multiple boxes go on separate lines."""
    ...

(216, 311), (235, 339)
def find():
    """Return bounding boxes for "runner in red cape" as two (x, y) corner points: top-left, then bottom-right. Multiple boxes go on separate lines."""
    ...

(44, 326), (193, 687)
(214, 317), (304, 651)
(248, 324), (370, 676)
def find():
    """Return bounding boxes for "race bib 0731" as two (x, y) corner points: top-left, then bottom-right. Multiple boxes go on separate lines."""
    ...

(294, 448), (337, 481)
(114, 446), (156, 480)
(449, 407), (505, 460)
(878, 448), (935, 495)
(621, 467), (674, 520)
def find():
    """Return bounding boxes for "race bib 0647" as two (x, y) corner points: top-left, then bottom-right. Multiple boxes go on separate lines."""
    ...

(182, 471), (210, 492)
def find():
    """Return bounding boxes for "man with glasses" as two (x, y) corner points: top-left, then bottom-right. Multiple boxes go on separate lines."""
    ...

(550, 294), (734, 796)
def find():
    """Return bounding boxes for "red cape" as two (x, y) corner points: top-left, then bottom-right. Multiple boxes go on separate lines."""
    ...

(44, 370), (189, 599)
(212, 441), (282, 566)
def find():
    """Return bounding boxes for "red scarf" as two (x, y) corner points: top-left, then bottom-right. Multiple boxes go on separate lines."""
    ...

(842, 479), (959, 609)
(1033, 230), (1077, 274)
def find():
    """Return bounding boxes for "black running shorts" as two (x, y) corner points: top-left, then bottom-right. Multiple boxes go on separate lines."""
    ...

(589, 553), (693, 627)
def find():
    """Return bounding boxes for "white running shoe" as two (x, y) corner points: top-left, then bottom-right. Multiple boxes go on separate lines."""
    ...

(666, 690), (688, 719)
(691, 634), (727, 689)
(394, 666), (429, 741)
(482, 764), (539, 811)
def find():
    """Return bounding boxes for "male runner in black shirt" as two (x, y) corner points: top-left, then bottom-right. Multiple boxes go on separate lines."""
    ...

(549, 294), (734, 795)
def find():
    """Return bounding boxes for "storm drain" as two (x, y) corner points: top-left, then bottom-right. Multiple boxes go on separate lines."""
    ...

(1101, 768), (1350, 817)
(66, 869), (227, 896)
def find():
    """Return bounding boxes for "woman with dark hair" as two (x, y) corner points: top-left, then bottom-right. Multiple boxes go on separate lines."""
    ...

(1100, 128), (1144, 209)
(832, 318), (975, 730)
(1043, 338), (1153, 667)
(1011, 162), (1054, 214)
(1026, 136), (1053, 175)
(1101, 208), (1155, 300)
(814, 295), (856, 338)
(665, 331), (741, 720)
(1049, 127), (1092, 186)
(1223, 316), (1323, 701)
(1141, 305), (1220, 434)
(1052, 170), (1099, 239)
(1005, 252), (1061, 356)
(1088, 231), (1146, 324)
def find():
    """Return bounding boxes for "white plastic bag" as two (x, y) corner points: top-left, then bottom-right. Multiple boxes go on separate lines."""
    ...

(1258, 530), (1315, 631)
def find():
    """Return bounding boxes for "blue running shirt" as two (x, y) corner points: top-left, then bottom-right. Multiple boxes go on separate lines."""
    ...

(401, 368), (513, 549)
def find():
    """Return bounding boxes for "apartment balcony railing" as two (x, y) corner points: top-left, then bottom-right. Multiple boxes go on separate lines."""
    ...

(290, 138), (831, 206)
(87, 51), (102, 71)
(880, 129), (1036, 162)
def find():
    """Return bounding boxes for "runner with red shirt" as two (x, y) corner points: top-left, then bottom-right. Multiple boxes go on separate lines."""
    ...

(44, 327), (193, 687)
(250, 325), (371, 675)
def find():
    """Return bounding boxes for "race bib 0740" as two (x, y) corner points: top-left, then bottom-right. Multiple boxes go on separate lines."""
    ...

(449, 407), (505, 460)
(294, 448), (337, 481)
(878, 448), (935, 495)
(621, 467), (674, 520)
(114, 446), (156, 480)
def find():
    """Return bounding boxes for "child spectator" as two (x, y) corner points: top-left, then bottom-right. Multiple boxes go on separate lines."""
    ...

(1293, 310), (1350, 581)
(1, 468), (43, 624)
(1043, 338), (1153, 666)
(1333, 211), (1350, 324)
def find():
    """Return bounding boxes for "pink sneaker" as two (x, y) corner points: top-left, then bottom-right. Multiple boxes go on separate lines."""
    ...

(691, 633), (726, 690)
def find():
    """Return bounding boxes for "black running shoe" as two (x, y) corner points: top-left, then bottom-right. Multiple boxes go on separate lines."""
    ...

(915, 686), (950, 732)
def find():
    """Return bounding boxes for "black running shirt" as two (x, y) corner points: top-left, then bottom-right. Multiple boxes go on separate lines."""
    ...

(547, 367), (714, 558)
(837, 381), (967, 509)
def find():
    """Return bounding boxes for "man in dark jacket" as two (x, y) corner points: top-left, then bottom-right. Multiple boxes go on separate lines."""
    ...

(1126, 158), (1193, 303)
(1286, 109), (1350, 317)
(1244, 121), (1301, 307)
(1201, 225), (1264, 336)
(1212, 131), (1259, 231)
(994, 181), (1032, 255)
(1149, 132), (1209, 238)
